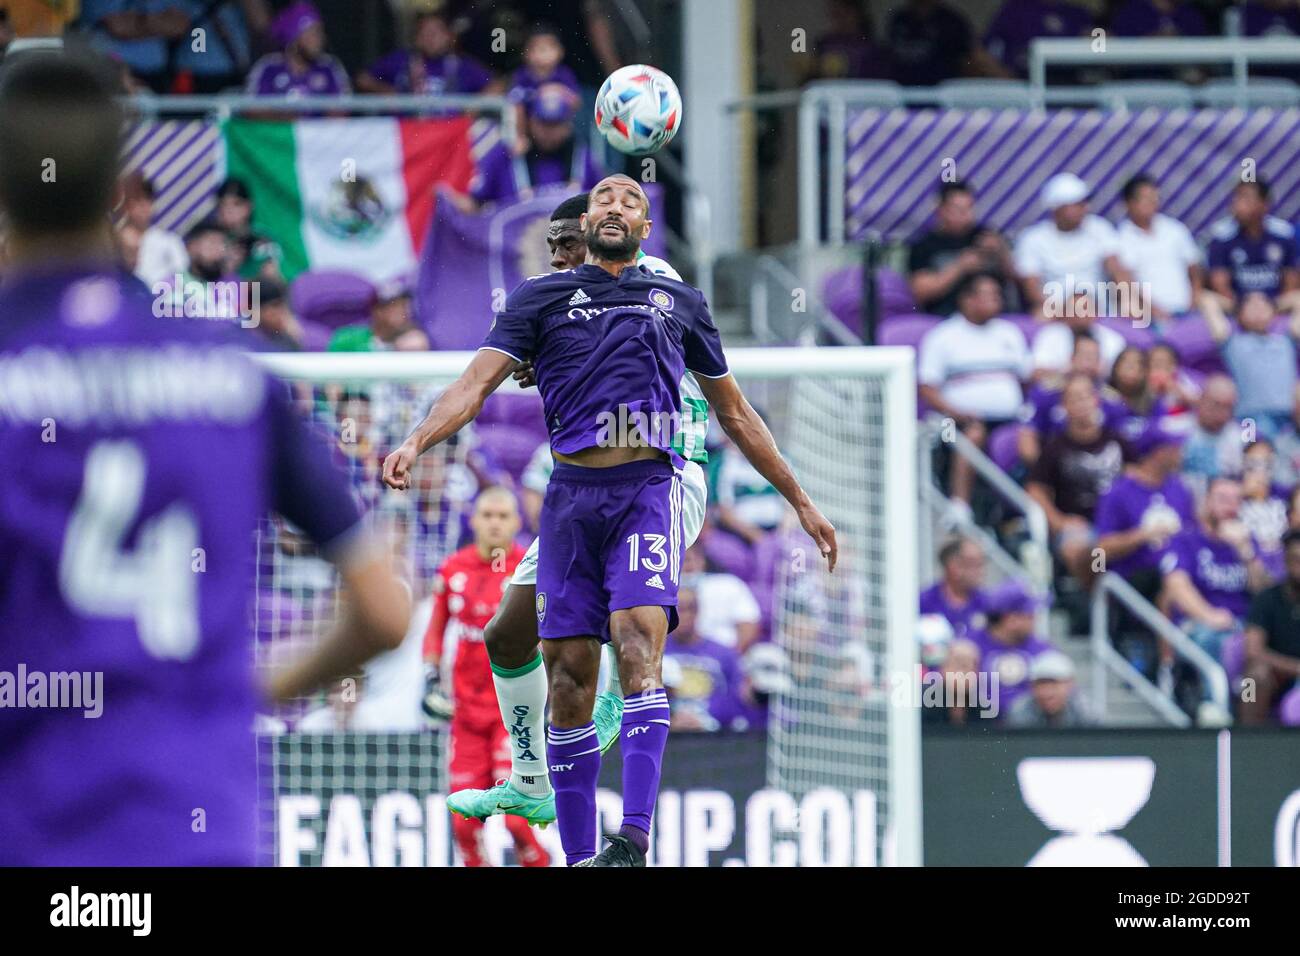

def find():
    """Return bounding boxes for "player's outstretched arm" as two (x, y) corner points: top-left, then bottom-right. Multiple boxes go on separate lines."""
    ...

(266, 540), (412, 702)
(697, 373), (838, 572)
(382, 349), (517, 490)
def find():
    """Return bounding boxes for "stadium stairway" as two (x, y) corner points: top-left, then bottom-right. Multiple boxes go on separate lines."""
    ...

(1048, 613), (1167, 728)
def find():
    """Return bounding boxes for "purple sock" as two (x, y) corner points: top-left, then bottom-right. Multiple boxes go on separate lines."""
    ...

(619, 688), (670, 841)
(546, 722), (602, 866)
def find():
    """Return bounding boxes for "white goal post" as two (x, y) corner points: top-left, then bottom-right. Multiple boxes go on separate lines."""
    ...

(253, 345), (920, 867)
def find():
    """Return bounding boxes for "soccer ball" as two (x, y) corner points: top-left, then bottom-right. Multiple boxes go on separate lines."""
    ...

(594, 64), (682, 156)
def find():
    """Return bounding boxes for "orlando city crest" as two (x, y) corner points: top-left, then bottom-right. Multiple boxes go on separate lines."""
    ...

(535, 591), (547, 623)
(312, 175), (390, 241)
(648, 288), (674, 311)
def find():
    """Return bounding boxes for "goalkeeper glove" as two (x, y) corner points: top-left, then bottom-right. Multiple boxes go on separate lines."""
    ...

(421, 666), (454, 723)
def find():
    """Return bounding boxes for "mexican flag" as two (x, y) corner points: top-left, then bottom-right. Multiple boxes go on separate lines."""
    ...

(222, 115), (476, 281)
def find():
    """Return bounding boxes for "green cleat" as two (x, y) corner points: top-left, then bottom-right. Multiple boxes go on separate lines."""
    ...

(447, 780), (555, 828)
(593, 691), (624, 754)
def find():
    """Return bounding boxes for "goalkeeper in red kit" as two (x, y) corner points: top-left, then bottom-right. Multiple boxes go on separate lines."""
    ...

(424, 487), (550, 867)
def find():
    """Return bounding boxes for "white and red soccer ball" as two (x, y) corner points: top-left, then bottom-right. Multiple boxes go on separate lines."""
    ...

(594, 64), (682, 156)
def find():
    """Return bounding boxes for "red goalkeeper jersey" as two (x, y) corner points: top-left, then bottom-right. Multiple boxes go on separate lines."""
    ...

(424, 542), (526, 722)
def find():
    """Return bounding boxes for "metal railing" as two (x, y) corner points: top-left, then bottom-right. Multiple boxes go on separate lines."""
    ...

(748, 254), (859, 346)
(1030, 36), (1300, 94)
(1090, 572), (1231, 726)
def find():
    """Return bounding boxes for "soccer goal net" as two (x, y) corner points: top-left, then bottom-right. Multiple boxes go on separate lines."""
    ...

(252, 346), (919, 867)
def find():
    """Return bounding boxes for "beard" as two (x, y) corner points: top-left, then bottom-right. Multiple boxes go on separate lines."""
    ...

(584, 219), (639, 261)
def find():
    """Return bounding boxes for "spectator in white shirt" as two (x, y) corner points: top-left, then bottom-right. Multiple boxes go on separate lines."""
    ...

(121, 173), (188, 287)
(1115, 174), (1203, 323)
(1015, 172), (1134, 323)
(1030, 288), (1127, 378)
(682, 544), (762, 652)
(919, 271), (1032, 505)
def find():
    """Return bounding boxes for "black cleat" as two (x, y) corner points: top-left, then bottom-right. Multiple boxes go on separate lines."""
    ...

(588, 834), (646, 867)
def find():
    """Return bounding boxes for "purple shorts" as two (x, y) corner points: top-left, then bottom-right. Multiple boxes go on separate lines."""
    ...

(535, 458), (684, 640)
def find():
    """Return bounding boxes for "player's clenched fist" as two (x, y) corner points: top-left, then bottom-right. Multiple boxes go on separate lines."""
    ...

(382, 440), (419, 490)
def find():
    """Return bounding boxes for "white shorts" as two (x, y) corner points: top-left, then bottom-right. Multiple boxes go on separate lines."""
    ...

(511, 459), (707, 587)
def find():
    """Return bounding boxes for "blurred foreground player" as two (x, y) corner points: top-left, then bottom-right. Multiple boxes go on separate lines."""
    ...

(0, 53), (410, 865)
(424, 487), (549, 866)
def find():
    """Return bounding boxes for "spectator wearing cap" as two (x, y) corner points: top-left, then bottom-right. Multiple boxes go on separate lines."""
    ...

(1094, 418), (1195, 599)
(1005, 650), (1097, 727)
(1206, 179), (1300, 308)
(918, 271), (1031, 508)
(1026, 372), (1125, 586)
(972, 579), (1055, 717)
(120, 173), (188, 287)
(1015, 173), (1134, 325)
(79, 0), (191, 92)
(662, 586), (747, 732)
(1160, 477), (1270, 686)
(1202, 290), (1298, 440)
(907, 181), (1018, 318)
(1182, 374), (1244, 487)
(452, 82), (604, 211)
(213, 177), (283, 282)
(246, 2), (350, 97)
(1241, 528), (1300, 725)
(357, 11), (495, 99)
(919, 536), (990, 640)
(1115, 174), (1203, 324)
(327, 276), (428, 352)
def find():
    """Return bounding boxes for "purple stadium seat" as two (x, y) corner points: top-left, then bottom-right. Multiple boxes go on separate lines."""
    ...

(474, 426), (544, 484)
(290, 270), (375, 330)
(878, 314), (941, 349)
(1280, 686), (1300, 727)
(1161, 315), (1225, 373)
(987, 422), (1021, 474)
(1098, 316), (1155, 350)
(702, 528), (757, 583)
(875, 267), (916, 317)
(1219, 631), (1246, 684)
(822, 267), (864, 341)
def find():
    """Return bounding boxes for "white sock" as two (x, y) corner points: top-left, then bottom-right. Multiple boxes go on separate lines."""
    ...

(492, 652), (552, 796)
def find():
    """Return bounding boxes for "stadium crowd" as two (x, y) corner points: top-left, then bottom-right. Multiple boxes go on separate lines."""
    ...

(901, 169), (1300, 728)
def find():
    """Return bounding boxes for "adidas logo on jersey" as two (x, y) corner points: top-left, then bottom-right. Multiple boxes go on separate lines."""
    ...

(568, 288), (592, 305)
(645, 573), (665, 590)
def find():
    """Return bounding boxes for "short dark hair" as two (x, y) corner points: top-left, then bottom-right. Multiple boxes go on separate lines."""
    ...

(938, 181), (972, 203)
(217, 177), (251, 200)
(1235, 177), (1270, 201)
(954, 269), (1000, 302)
(184, 217), (226, 244)
(551, 192), (589, 221)
(0, 53), (123, 233)
(938, 536), (971, 566)
(1122, 173), (1156, 203)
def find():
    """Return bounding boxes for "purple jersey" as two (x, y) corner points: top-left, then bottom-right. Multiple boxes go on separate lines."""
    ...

(481, 263), (728, 459)
(508, 64), (581, 103)
(246, 52), (351, 97)
(0, 265), (361, 865)
(663, 634), (745, 728)
(469, 140), (604, 206)
(1019, 382), (1132, 438)
(1206, 218), (1298, 299)
(365, 50), (493, 95)
(918, 582), (988, 640)
(972, 629), (1055, 714)
(985, 0), (1092, 76)
(1159, 525), (1254, 621)
(1094, 471), (1196, 576)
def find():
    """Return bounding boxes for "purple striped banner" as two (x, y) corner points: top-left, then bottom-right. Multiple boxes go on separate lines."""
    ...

(844, 108), (1300, 243)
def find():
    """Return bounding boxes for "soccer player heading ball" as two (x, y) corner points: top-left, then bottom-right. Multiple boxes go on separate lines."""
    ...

(384, 174), (837, 866)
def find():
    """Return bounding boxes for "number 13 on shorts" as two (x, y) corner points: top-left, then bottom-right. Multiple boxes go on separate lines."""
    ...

(626, 533), (669, 573)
